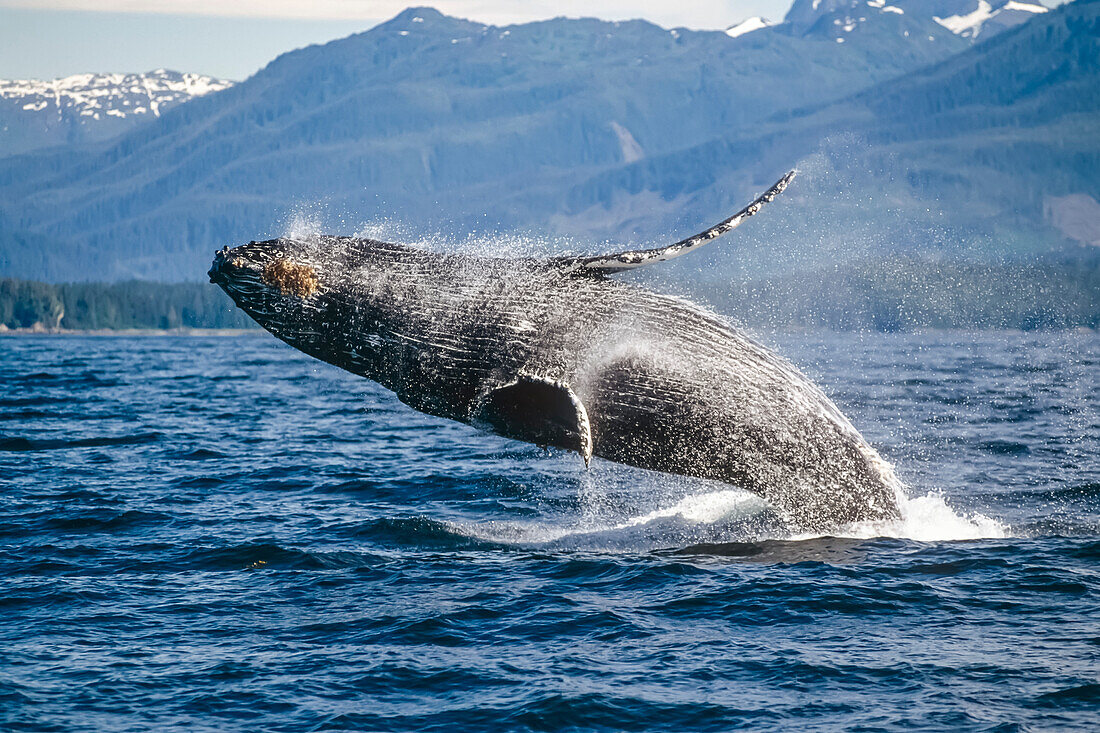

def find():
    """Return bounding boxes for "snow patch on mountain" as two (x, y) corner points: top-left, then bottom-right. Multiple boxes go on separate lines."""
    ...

(726, 17), (774, 38)
(785, 0), (1050, 43)
(934, 0), (1047, 39)
(866, 0), (903, 12)
(934, 0), (996, 36)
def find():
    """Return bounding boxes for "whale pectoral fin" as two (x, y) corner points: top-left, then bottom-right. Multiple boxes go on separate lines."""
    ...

(473, 376), (593, 467)
(548, 170), (795, 276)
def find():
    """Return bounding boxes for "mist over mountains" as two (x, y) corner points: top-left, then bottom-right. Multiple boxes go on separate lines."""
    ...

(0, 0), (1095, 284)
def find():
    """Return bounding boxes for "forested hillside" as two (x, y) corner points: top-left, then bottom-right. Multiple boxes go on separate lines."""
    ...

(705, 253), (1100, 331)
(0, 6), (970, 282)
(0, 2), (1095, 310)
(616, 0), (1099, 283)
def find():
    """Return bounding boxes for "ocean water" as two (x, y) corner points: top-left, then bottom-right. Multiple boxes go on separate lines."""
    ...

(1, 331), (1097, 731)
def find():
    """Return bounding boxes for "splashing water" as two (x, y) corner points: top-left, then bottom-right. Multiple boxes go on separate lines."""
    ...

(617, 488), (769, 528)
(456, 476), (1007, 550)
(349, 215), (613, 261)
(284, 208), (325, 242)
(353, 217), (421, 247)
(452, 485), (770, 547)
(830, 490), (1009, 541)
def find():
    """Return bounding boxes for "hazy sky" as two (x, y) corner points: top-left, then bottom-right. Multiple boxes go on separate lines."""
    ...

(1, 1), (795, 81)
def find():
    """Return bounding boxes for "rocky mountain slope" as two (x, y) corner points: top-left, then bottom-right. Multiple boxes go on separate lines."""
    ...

(783, 0), (1049, 40)
(0, 69), (232, 156)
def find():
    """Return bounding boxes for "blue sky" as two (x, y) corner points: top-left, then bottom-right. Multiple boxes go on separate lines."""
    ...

(0, 1), (795, 81)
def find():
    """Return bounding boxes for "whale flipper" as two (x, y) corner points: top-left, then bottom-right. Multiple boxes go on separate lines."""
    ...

(551, 170), (796, 276)
(473, 375), (593, 466)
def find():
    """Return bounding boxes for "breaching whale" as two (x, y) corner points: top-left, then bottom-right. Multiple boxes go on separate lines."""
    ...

(209, 172), (903, 530)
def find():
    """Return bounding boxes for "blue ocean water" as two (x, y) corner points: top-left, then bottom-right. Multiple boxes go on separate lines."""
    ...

(1, 331), (1097, 731)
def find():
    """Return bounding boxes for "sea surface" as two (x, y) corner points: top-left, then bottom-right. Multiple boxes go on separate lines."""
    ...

(1, 331), (1097, 732)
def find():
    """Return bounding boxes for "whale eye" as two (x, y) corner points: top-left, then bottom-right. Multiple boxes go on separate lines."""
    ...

(262, 258), (320, 298)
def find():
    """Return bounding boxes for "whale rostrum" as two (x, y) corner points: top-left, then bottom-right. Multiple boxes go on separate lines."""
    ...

(210, 171), (904, 531)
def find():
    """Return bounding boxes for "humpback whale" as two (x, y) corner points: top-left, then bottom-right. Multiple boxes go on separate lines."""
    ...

(210, 172), (903, 530)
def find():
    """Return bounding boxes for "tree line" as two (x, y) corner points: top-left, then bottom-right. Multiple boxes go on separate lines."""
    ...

(0, 279), (258, 330)
(2, 254), (1099, 332)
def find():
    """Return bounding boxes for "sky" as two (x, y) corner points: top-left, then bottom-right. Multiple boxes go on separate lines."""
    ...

(0, 1), (795, 81)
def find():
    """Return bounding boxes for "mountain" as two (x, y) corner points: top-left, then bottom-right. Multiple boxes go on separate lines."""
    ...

(0, 6), (975, 282)
(594, 0), (1097, 282)
(0, 69), (233, 156)
(729, 0), (1033, 45)
(783, 0), (1049, 41)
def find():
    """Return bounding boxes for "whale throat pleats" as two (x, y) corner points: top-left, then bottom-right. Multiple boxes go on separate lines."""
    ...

(473, 376), (593, 466)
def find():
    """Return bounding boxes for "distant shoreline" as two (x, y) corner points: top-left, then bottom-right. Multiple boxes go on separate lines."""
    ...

(0, 327), (261, 337)
(2, 326), (1095, 337)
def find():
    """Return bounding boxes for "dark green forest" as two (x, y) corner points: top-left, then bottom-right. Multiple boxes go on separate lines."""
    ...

(0, 279), (257, 331)
(3, 253), (1098, 332)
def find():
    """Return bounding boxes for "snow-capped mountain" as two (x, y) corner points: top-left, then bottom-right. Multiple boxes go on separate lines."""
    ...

(782, 0), (1049, 41)
(0, 69), (232, 156)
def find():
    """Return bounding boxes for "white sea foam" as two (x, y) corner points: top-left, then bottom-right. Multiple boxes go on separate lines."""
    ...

(613, 486), (1009, 543)
(821, 489), (1009, 542)
(455, 486), (767, 546)
(455, 484), (1006, 549)
(618, 489), (767, 527)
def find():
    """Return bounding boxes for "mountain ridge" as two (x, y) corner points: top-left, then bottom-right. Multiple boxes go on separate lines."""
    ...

(0, 2), (1093, 283)
(0, 69), (233, 156)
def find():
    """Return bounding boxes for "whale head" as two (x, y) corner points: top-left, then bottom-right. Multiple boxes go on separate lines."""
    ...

(209, 239), (320, 296)
(208, 235), (446, 365)
(209, 237), (353, 347)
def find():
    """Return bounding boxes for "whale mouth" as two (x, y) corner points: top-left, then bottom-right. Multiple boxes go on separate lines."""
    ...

(208, 246), (232, 284)
(208, 246), (258, 287)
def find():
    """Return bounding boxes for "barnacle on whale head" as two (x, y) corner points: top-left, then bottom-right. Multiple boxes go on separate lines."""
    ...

(262, 258), (320, 297)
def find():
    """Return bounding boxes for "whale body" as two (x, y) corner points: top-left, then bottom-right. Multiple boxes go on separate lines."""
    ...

(209, 172), (903, 530)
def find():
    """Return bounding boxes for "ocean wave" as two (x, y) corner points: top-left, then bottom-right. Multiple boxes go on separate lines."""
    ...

(181, 542), (393, 572)
(0, 432), (163, 452)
